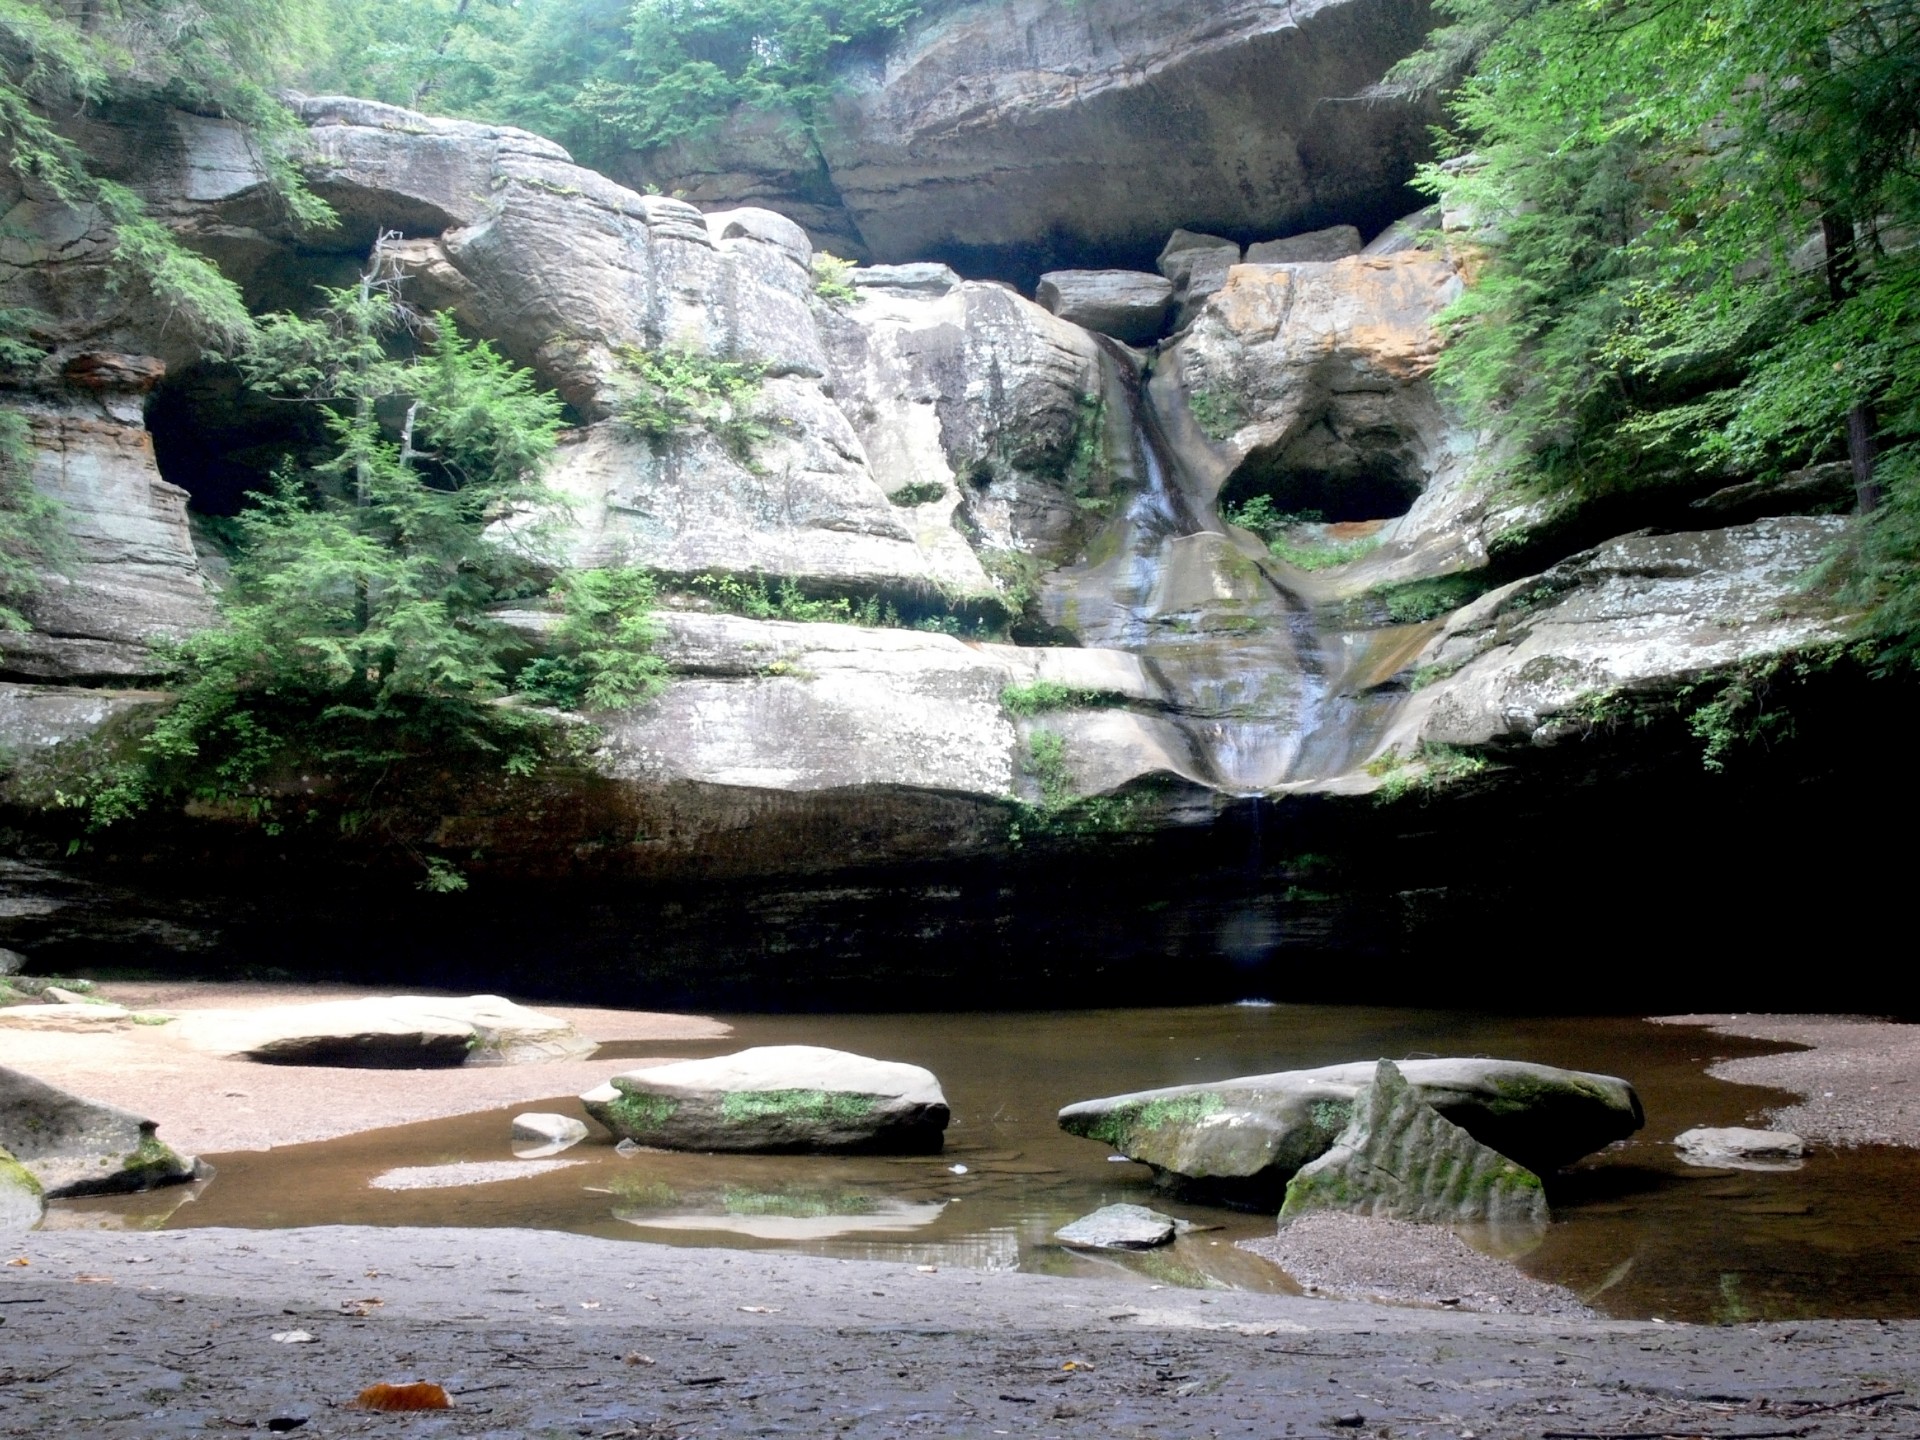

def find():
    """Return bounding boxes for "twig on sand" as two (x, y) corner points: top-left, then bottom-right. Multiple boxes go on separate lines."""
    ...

(1789, 1388), (1904, 1416)
(1542, 1428), (1814, 1439)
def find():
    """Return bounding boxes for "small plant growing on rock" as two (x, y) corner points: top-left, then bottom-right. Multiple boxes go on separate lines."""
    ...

(811, 253), (860, 307)
(999, 680), (1123, 715)
(1188, 386), (1245, 442)
(515, 566), (668, 711)
(615, 345), (768, 464)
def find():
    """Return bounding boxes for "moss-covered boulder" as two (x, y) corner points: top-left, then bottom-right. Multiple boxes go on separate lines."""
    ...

(0, 1064), (199, 1198)
(1, 1143), (44, 1230)
(1280, 1060), (1548, 1227)
(1058, 1056), (1639, 1203)
(581, 1045), (949, 1153)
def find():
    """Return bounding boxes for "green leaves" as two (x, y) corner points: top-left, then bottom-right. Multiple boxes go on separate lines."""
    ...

(1403, 0), (1920, 653)
(614, 344), (768, 464)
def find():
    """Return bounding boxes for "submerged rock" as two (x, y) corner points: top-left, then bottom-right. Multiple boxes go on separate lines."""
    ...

(581, 1045), (949, 1153)
(0, 1144), (44, 1230)
(0, 1065), (199, 1198)
(1673, 1126), (1805, 1170)
(1059, 1057), (1640, 1200)
(513, 1113), (590, 1157)
(170, 995), (595, 1068)
(1054, 1203), (1179, 1250)
(1280, 1060), (1549, 1227)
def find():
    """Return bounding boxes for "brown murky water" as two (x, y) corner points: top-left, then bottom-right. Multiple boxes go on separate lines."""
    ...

(54, 1006), (1920, 1321)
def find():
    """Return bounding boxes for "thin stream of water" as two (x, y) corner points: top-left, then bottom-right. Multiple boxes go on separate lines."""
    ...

(54, 1005), (1920, 1323)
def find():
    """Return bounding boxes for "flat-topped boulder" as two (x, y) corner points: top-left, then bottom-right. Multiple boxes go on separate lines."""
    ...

(0, 1001), (132, 1031)
(1674, 1126), (1805, 1170)
(1280, 1061), (1549, 1228)
(1035, 270), (1173, 345)
(1054, 1203), (1179, 1250)
(1246, 224), (1363, 263)
(581, 1045), (949, 1153)
(1060, 1057), (1641, 1201)
(0, 1065), (199, 1198)
(170, 995), (596, 1068)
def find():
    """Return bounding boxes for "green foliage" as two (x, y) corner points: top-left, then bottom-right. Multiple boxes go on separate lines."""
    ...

(1007, 728), (1148, 840)
(1064, 392), (1110, 510)
(886, 481), (945, 507)
(0, 395), (67, 631)
(1373, 742), (1492, 803)
(1188, 387), (1244, 443)
(1367, 572), (1493, 625)
(1397, 0), (1920, 651)
(515, 567), (668, 710)
(615, 345), (768, 464)
(691, 572), (899, 627)
(1267, 531), (1380, 572)
(62, 267), (578, 880)
(572, 0), (924, 151)
(1222, 495), (1324, 538)
(1, 0), (330, 344)
(298, 0), (528, 114)
(999, 680), (1122, 716)
(811, 252), (860, 307)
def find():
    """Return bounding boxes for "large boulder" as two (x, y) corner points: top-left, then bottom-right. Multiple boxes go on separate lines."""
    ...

(0, 1145), (44, 1230)
(0, 1065), (199, 1198)
(1280, 1060), (1549, 1227)
(1035, 270), (1172, 346)
(1371, 518), (1854, 758)
(625, 0), (1440, 275)
(1059, 1057), (1641, 1200)
(169, 995), (596, 1067)
(581, 1045), (949, 1152)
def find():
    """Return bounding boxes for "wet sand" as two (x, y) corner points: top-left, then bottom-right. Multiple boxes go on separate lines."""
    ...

(1, 981), (729, 1153)
(1653, 1013), (1920, 1146)
(4, 1225), (1916, 1439)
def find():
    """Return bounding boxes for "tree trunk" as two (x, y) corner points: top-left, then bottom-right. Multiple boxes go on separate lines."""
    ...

(1822, 212), (1881, 513)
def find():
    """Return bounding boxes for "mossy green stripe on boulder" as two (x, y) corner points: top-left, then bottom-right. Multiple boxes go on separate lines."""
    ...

(0, 1065), (198, 1198)
(1059, 1056), (1639, 1202)
(1281, 1059), (1548, 1228)
(1, 1143), (44, 1231)
(582, 1045), (948, 1153)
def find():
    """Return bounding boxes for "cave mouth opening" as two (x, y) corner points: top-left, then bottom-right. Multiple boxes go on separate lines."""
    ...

(1217, 459), (1425, 527)
(146, 360), (331, 519)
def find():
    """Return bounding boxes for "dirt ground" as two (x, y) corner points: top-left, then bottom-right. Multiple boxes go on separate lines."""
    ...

(1652, 1013), (1920, 1146)
(4, 1225), (1917, 1440)
(1239, 1212), (1593, 1318)
(0, 981), (730, 1154)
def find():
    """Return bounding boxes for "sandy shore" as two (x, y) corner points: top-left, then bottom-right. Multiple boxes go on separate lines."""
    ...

(1, 981), (731, 1154)
(1240, 1212), (1592, 1318)
(1652, 1013), (1920, 1146)
(4, 1225), (1916, 1438)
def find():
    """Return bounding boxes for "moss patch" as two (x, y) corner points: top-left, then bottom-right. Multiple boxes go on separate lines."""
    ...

(719, 1090), (877, 1125)
(605, 1090), (681, 1133)
(1082, 1091), (1226, 1148)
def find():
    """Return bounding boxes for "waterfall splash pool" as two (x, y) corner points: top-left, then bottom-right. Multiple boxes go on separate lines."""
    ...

(52, 1005), (1920, 1323)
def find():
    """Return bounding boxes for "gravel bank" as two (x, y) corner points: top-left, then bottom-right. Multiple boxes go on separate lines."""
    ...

(1240, 1212), (1592, 1317)
(3, 1226), (1916, 1439)
(1653, 1014), (1920, 1146)
(1, 981), (730, 1154)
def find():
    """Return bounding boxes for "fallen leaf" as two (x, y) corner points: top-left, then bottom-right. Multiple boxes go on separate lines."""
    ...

(5, 1258), (26, 1267)
(352, 1382), (450, 1411)
(737, 1305), (781, 1314)
(271, 1330), (316, 1344)
(72, 1274), (113, 1284)
(622, 1353), (655, 1367)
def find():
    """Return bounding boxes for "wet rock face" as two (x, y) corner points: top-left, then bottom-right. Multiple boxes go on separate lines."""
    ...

(581, 1045), (950, 1153)
(1163, 252), (1463, 520)
(628, 0), (1440, 278)
(0, 1064), (198, 1198)
(1280, 1060), (1549, 1228)
(1035, 270), (1172, 346)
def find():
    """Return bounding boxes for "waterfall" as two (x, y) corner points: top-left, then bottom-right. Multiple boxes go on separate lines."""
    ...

(1037, 339), (1424, 795)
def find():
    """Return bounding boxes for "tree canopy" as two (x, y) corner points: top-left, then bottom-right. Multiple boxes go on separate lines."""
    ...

(1397, 0), (1920, 657)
